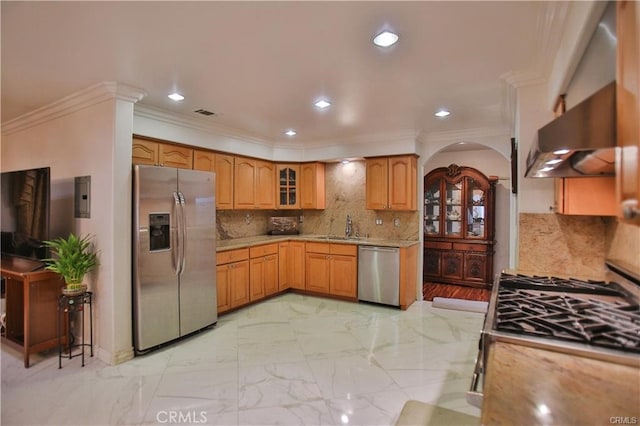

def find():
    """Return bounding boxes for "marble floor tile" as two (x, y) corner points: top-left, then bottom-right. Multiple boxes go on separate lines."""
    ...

(1, 293), (484, 425)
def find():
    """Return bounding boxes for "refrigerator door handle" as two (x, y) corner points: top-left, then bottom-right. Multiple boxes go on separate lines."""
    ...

(178, 191), (187, 275)
(173, 191), (183, 276)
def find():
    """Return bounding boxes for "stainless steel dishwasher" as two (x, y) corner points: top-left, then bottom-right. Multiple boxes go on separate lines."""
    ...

(357, 245), (400, 306)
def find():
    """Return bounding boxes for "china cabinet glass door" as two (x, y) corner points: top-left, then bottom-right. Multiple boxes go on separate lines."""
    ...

(466, 177), (486, 238)
(445, 181), (463, 237)
(424, 181), (441, 236)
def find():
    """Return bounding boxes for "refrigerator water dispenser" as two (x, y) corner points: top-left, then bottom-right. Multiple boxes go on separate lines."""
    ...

(149, 213), (170, 251)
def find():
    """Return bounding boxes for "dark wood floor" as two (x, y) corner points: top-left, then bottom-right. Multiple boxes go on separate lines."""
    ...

(423, 282), (491, 302)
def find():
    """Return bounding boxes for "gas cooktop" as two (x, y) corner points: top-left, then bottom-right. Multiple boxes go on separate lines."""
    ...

(483, 270), (640, 366)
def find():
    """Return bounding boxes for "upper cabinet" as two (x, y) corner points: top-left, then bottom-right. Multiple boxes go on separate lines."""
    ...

(215, 154), (235, 210)
(192, 150), (234, 210)
(424, 164), (497, 241)
(234, 157), (276, 209)
(554, 177), (617, 216)
(366, 155), (417, 211)
(616, 0), (640, 225)
(276, 164), (300, 209)
(300, 162), (326, 210)
(132, 137), (193, 169)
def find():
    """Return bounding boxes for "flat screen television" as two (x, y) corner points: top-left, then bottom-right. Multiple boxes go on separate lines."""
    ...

(1, 167), (51, 263)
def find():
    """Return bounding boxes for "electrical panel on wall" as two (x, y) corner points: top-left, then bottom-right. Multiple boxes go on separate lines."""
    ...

(74, 176), (91, 218)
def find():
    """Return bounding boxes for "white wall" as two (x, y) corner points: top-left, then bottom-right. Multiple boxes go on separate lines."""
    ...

(1, 84), (142, 365)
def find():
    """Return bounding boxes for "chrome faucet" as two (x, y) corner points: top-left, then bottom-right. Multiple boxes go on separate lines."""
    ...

(345, 214), (353, 238)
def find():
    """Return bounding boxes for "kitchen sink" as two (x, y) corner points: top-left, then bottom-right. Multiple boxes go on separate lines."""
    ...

(308, 235), (359, 241)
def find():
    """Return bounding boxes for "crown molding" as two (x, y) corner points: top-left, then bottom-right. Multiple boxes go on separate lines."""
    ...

(134, 103), (272, 147)
(292, 129), (418, 150)
(2, 82), (146, 136)
(418, 126), (511, 146)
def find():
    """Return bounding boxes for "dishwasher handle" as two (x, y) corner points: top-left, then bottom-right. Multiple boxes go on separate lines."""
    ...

(359, 246), (399, 252)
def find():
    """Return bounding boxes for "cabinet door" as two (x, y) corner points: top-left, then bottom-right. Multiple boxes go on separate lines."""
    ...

(249, 257), (266, 302)
(330, 255), (357, 298)
(277, 164), (300, 209)
(305, 252), (330, 294)
(423, 249), (442, 278)
(216, 264), (231, 313)
(229, 260), (250, 308)
(366, 158), (389, 210)
(255, 160), (276, 209)
(424, 180), (442, 237)
(388, 156), (417, 211)
(215, 154), (235, 210)
(300, 163), (326, 209)
(193, 150), (215, 172)
(555, 177), (617, 216)
(132, 138), (159, 165)
(467, 177), (489, 237)
(442, 251), (463, 280)
(444, 180), (463, 238)
(263, 254), (279, 296)
(289, 241), (306, 290)
(234, 157), (256, 209)
(159, 144), (193, 169)
(616, 0), (640, 224)
(463, 252), (488, 283)
(278, 242), (290, 291)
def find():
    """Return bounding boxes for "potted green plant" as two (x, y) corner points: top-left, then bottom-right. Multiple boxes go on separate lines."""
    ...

(43, 233), (98, 295)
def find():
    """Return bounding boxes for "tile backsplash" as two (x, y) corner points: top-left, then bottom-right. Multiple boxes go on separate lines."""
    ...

(216, 160), (419, 241)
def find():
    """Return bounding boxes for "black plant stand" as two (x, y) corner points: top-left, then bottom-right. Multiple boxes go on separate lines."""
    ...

(57, 291), (93, 368)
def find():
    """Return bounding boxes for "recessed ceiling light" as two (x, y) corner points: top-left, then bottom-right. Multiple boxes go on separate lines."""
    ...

(168, 93), (184, 101)
(314, 99), (332, 109)
(342, 160), (350, 164)
(435, 109), (451, 118)
(553, 149), (570, 155)
(373, 31), (399, 47)
(285, 130), (297, 136)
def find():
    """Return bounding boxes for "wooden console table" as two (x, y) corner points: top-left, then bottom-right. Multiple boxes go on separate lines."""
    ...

(1, 256), (65, 367)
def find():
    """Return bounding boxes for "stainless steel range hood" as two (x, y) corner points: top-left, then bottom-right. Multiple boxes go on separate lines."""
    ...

(525, 81), (616, 178)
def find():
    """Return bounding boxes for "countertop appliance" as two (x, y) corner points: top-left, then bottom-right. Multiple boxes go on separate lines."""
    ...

(357, 245), (399, 307)
(467, 262), (640, 408)
(133, 165), (217, 353)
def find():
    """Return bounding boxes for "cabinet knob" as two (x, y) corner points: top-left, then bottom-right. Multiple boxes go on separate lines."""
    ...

(621, 199), (639, 220)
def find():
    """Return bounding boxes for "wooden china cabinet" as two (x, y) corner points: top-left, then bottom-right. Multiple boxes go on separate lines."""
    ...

(423, 164), (498, 288)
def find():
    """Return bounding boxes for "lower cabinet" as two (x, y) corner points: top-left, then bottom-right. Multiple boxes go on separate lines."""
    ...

(249, 243), (279, 301)
(305, 242), (357, 298)
(278, 241), (305, 291)
(216, 248), (250, 314)
(424, 241), (493, 288)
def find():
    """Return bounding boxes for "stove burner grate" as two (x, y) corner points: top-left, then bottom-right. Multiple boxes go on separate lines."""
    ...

(495, 287), (640, 353)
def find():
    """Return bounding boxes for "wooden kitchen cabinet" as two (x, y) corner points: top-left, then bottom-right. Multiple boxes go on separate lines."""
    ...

(276, 164), (300, 209)
(132, 137), (193, 169)
(216, 249), (250, 313)
(554, 177), (616, 216)
(278, 241), (305, 291)
(305, 242), (357, 298)
(215, 154), (235, 210)
(366, 155), (417, 211)
(249, 244), (279, 301)
(234, 157), (276, 209)
(616, 0), (640, 224)
(300, 162), (326, 209)
(424, 164), (497, 288)
(193, 149), (215, 172)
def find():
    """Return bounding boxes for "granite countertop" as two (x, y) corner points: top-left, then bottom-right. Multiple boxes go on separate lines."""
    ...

(216, 234), (420, 251)
(481, 341), (640, 425)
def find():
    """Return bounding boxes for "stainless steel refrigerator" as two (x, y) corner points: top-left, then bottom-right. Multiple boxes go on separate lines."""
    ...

(133, 165), (217, 353)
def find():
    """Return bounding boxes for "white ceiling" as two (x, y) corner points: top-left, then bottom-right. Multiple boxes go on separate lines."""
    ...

(1, 1), (570, 148)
